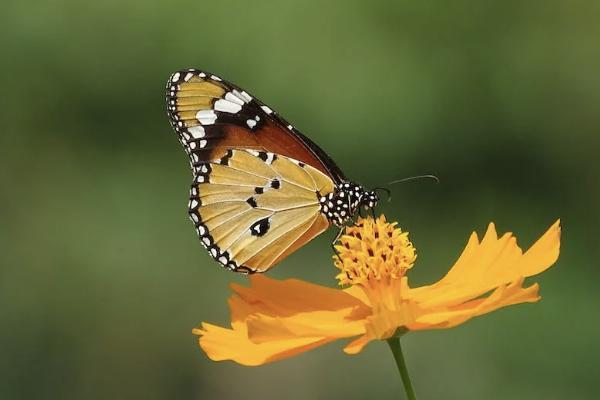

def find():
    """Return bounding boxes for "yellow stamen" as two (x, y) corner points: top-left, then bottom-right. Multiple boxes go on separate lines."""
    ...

(334, 215), (417, 286)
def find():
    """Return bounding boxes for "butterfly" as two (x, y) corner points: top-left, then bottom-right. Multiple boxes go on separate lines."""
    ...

(166, 69), (379, 273)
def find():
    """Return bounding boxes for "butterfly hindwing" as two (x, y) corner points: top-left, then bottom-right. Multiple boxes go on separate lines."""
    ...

(188, 149), (333, 273)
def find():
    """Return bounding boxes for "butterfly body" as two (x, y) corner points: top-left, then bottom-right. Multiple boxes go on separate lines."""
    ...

(166, 69), (378, 273)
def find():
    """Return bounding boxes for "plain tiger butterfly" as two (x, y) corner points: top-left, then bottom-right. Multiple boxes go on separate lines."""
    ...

(166, 69), (379, 273)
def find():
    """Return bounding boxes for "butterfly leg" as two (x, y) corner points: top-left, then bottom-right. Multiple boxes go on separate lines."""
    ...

(358, 207), (365, 219)
(331, 226), (345, 264)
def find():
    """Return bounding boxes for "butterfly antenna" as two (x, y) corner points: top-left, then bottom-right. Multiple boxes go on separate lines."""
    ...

(372, 187), (392, 202)
(388, 174), (440, 186)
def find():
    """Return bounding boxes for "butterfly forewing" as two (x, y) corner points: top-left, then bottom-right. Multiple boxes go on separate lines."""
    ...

(166, 69), (346, 181)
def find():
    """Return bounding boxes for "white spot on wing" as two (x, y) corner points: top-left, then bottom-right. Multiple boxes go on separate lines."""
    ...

(231, 90), (251, 104)
(214, 99), (242, 114)
(184, 72), (193, 81)
(240, 91), (252, 102)
(210, 74), (222, 81)
(261, 105), (273, 114)
(225, 92), (245, 106)
(246, 119), (257, 129)
(171, 72), (181, 82)
(188, 125), (205, 138)
(196, 110), (217, 125)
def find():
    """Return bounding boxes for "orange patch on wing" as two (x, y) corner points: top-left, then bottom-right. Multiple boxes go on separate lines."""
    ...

(252, 120), (331, 177)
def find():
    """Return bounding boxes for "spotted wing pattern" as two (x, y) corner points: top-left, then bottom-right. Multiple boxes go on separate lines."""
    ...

(166, 69), (346, 183)
(189, 149), (333, 273)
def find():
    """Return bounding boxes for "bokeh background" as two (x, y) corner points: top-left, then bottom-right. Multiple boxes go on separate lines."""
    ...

(2, 1), (599, 399)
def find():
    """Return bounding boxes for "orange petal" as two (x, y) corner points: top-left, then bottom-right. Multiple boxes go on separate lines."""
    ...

(409, 220), (560, 309)
(343, 333), (373, 354)
(246, 311), (366, 343)
(194, 275), (371, 365)
(231, 275), (370, 319)
(195, 323), (334, 366)
(343, 284), (371, 306)
(519, 219), (561, 277)
(410, 278), (540, 330)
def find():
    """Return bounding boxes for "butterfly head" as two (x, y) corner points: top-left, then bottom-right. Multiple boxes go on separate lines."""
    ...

(360, 189), (379, 210)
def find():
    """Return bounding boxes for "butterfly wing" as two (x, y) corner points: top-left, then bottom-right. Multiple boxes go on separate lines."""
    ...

(166, 69), (346, 182)
(166, 70), (342, 273)
(189, 149), (333, 273)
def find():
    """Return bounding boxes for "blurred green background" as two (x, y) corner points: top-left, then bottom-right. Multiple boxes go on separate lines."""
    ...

(1, 0), (598, 399)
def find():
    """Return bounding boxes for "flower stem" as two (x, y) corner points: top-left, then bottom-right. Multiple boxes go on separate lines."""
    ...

(386, 337), (417, 400)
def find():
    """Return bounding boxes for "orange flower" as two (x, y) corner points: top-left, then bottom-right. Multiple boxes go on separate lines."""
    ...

(193, 216), (561, 366)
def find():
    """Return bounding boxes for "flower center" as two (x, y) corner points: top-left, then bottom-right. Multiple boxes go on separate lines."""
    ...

(334, 215), (418, 340)
(334, 216), (416, 286)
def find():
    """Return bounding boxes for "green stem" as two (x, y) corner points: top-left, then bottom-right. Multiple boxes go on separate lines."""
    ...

(386, 337), (417, 400)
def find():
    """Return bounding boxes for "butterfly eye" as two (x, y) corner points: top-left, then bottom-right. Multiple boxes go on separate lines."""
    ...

(360, 190), (379, 209)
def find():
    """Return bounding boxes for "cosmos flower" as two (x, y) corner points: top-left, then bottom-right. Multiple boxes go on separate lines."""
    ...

(193, 215), (561, 366)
